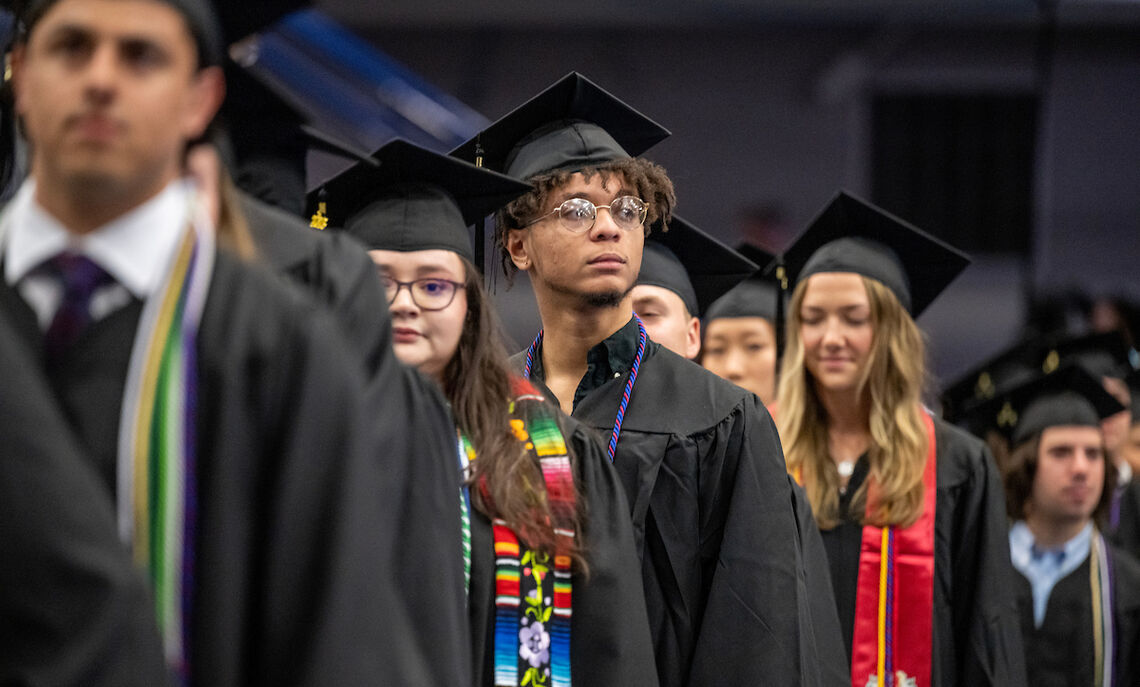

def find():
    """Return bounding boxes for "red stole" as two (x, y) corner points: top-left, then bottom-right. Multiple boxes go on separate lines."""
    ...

(850, 411), (937, 687)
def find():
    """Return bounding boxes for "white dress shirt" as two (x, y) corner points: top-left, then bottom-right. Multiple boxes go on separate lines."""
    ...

(0, 178), (193, 329)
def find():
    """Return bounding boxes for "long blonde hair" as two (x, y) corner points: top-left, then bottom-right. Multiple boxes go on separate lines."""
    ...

(777, 275), (929, 529)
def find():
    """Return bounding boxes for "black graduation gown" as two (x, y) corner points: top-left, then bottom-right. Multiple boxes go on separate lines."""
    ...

(819, 418), (1027, 686)
(1014, 542), (1140, 687)
(243, 191), (473, 686)
(514, 340), (807, 687)
(241, 192), (391, 378)
(0, 309), (171, 687)
(787, 476), (851, 687)
(0, 250), (466, 687)
(468, 416), (659, 686)
(1108, 478), (1140, 562)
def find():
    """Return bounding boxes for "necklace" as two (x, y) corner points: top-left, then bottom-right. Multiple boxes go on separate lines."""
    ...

(523, 315), (647, 462)
(837, 459), (856, 479)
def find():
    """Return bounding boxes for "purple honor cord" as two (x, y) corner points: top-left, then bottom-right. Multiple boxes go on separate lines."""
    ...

(523, 315), (647, 462)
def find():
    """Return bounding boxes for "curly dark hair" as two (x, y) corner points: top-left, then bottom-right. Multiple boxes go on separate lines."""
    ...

(1003, 431), (1117, 527)
(493, 156), (676, 285)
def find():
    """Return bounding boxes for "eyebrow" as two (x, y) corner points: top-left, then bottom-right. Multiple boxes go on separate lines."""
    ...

(552, 187), (637, 205)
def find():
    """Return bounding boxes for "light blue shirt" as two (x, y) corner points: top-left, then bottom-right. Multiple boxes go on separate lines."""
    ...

(1009, 520), (1093, 627)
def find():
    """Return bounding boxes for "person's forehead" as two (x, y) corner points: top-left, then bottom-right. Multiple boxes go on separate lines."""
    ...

(1040, 424), (1104, 446)
(706, 317), (773, 338)
(32, 0), (194, 45)
(801, 272), (870, 305)
(552, 170), (631, 199)
(632, 283), (684, 309)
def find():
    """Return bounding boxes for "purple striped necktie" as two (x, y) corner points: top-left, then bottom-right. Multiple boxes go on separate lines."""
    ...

(41, 252), (114, 361)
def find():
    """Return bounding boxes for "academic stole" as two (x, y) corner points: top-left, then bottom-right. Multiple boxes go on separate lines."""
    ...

(1090, 532), (1117, 687)
(850, 410), (937, 687)
(116, 204), (215, 683)
(488, 378), (576, 687)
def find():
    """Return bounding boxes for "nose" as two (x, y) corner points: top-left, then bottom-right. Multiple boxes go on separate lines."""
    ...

(820, 317), (845, 349)
(723, 348), (745, 381)
(588, 205), (622, 242)
(387, 283), (419, 317)
(83, 45), (119, 105)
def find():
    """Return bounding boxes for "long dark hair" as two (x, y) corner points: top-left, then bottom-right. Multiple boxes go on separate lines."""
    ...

(443, 257), (584, 561)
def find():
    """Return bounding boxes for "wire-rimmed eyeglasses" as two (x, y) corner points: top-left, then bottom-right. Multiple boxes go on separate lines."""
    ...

(526, 196), (648, 233)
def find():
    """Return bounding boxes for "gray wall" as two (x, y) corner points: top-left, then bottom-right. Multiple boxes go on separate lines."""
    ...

(362, 22), (1139, 387)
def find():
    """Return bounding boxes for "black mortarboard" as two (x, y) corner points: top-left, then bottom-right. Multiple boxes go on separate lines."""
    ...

(450, 72), (670, 181)
(19, 0), (222, 66)
(976, 365), (1127, 446)
(1039, 330), (1135, 381)
(940, 337), (1045, 424)
(782, 191), (971, 317)
(305, 139), (531, 263)
(636, 216), (758, 317)
(704, 243), (780, 323)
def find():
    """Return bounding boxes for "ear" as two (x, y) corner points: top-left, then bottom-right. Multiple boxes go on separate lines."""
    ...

(505, 227), (532, 272)
(181, 66), (225, 141)
(684, 316), (701, 360)
(9, 44), (27, 117)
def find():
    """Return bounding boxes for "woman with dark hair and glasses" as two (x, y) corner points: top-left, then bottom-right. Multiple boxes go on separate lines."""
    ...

(308, 139), (657, 687)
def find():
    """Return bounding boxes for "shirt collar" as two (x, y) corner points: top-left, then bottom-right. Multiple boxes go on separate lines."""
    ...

(530, 313), (640, 380)
(588, 315), (641, 376)
(1009, 520), (1093, 572)
(2, 177), (193, 298)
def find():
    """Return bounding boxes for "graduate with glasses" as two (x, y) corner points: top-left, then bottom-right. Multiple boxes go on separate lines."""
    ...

(309, 138), (658, 687)
(453, 72), (816, 687)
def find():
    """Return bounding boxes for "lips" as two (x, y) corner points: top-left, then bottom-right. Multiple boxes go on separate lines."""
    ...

(392, 327), (422, 343)
(69, 112), (123, 142)
(588, 253), (626, 268)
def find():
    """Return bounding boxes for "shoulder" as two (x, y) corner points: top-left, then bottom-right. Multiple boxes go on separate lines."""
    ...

(932, 414), (995, 489)
(242, 193), (374, 278)
(204, 249), (344, 359)
(622, 345), (762, 435)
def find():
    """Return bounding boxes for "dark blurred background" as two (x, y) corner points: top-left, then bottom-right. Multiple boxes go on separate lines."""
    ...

(5, 0), (1139, 392)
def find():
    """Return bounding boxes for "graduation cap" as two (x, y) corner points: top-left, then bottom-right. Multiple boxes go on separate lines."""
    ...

(972, 365), (1127, 446)
(221, 62), (378, 215)
(636, 216), (759, 317)
(450, 72), (670, 180)
(1039, 330), (1136, 381)
(703, 243), (781, 323)
(940, 337), (1045, 424)
(18, 0), (223, 66)
(305, 139), (531, 264)
(782, 191), (971, 317)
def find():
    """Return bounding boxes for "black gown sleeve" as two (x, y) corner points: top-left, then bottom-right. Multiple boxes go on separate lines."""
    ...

(194, 257), (468, 687)
(0, 311), (170, 686)
(686, 396), (806, 686)
(567, 422), (660, 686)
(941, 428), (1028, 686)
(788, 476), (850, 687)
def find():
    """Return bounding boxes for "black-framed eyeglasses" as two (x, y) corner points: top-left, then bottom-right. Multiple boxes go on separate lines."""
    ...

(526, 195), (648, 233)
(383, 277), (464, 311)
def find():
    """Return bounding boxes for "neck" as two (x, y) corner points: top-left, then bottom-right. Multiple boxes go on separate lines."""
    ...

(33, 166), (177, 235)
(817, 384), (872, 463)
(1024, 514), (1091, 550)
(534, 291), (634, 379)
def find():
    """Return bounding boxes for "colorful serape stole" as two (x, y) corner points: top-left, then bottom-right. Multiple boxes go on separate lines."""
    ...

(850, 410), (938, 687)
(1091, 532), (1117, 687)
(489, 377), (576, 687)
(116, 196), (215, 684)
